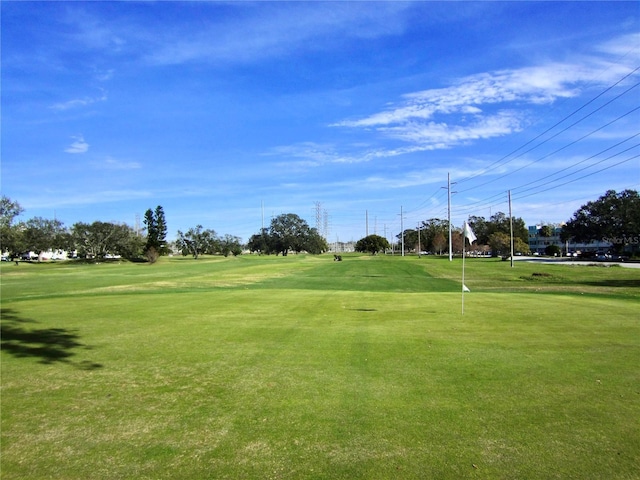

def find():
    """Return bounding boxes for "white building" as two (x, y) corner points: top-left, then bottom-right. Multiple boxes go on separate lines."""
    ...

(528, 225), (612, 256)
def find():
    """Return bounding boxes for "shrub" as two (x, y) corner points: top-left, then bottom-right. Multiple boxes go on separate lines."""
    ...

(145, 246), (160, 264)
(545, 244), (562, 256)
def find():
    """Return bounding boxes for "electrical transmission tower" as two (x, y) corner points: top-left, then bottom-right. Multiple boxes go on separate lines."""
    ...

(135, 213), (141, 236)
(315, 201), (323, 234)
(314, 201), (330, 239)
(323, 208), (329, 240)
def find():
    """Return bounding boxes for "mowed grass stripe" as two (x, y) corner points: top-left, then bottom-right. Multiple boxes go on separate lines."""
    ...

(252, 254), (459, 292)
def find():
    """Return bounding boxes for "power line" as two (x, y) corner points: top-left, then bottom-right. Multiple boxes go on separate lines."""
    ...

(456, 65), (640, 188)
(511, 133), (640, 194)
(459, 104), (640, 194)
(455, 126), (639, 215)
(513, 153), (640, 201)
(457, 87), (640, 194)
(454, 145), (638, 217)
(514, 142), (640, 196)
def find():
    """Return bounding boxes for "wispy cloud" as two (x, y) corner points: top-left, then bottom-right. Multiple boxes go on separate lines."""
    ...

(143, 3), (411, 66)
(266, 142), (342, 167)
(333, 63), (589, 130)
(331, 33), (638, 155)
(266, 141), (432, 167)
(379, 111), (523, 145)
(97, 156), (142, 170)
(595, 32), (640, 57)
(23, 189), (152, 210)
(94, 68), (115, 82)
(64, 135), (89, 154)
(50, 89), (107, 111)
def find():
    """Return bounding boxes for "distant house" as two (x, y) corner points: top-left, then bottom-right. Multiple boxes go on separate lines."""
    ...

(16, 250), (77, 261)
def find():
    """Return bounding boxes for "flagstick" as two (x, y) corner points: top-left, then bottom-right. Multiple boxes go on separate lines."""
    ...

(462, 237), (466, 315)
(461, 221), (475, 315)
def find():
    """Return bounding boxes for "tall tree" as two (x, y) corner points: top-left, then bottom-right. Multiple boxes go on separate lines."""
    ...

(0, 196), (23, 228)
(21, 217), (69, 257)
(420, 218), (449, 253)
(154, 205), (168, 254)
(432, 232), (447, 255)
(269, 213), (306, 255)
(304, 229), (329, 255)
(561, 189), (640, 253)
(487, 231), (507, 257)
(247, 228), (273, 254)
(539, 224), (555, 237)
(269, 213), (324, 255)
(468, 212), (528, 251)
(0, 196), (24, 257)
(355, 234), (390, 255)
(398, 229), (418, 251)
(467, 215), (490, 245)
(248, 214), (327, 255)
(72, 221), (141, 259)
(143, 208), (156, 249)
(176, 225), (218, 259)
(143, 206), (168, 257)
(220, 234), (243, 257)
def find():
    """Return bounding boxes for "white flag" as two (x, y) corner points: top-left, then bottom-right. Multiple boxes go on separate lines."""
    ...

(462, 284), (471, 292)
(462, 221), (477, 244)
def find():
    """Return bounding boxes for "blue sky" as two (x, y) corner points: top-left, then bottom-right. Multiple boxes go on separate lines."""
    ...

(2, 1), (639, 244)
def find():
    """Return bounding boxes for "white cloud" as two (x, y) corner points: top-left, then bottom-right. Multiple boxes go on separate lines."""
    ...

(266, 142), (341, 167)
(94, 68), (115, 82)
(64, 135), (89, 154)
(379, 111), (523, 145)
(595, 32), (640, 57)
(50, 89), (107, 111)
(266, 141), (436, 167)
(144, 3), (412, 66)
(99, 156), (142, 170)
(272, 32), (638, 170)
(331, 31), (639, 155)
(334, 63), (588, 130)
(271, 114), (523, 168)
(22, 189), (152, 210)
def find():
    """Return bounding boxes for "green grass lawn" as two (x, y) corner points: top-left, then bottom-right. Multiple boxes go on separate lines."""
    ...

(1, 254), (639, 479)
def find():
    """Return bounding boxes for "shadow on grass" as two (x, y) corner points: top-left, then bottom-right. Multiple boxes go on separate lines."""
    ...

(579, 279), (640, 288)
(0, 309), (103, 370)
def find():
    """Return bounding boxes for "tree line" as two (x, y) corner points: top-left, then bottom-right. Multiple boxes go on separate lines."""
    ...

(354, 189), (639, 256)
(359, 212), (529, 256)
(0, 198), (327, 261)
(560, 189), (639, 255)
(2, 189), (636, 261)
(0, 199), (247, 262)
(247, 213), (328, 255)
(0, 197), (166, 261)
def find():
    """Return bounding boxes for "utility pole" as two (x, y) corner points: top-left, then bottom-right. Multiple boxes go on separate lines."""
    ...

(365, 210), (369, 237)
(384, 224), (388, 254)
(508, 190), (514, 268)
(446, 173), (456, 261)
(417, 223), (421, 258)
(400, 206), (405, 256)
